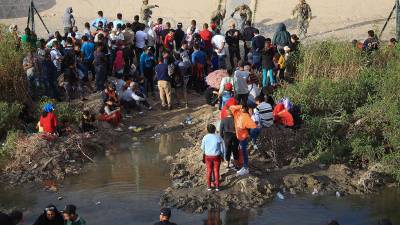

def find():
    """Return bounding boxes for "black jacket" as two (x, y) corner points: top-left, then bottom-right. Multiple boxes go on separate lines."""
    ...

(252, 35), (266, 53)
(33, 212), (64, 225)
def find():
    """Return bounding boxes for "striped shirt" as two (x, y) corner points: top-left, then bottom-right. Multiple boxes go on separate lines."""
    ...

(255, 102), (273, 128)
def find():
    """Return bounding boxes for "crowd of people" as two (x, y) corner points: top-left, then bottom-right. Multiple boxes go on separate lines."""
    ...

(3, 0), (399, 224)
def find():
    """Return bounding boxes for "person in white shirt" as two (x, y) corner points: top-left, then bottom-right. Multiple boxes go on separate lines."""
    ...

(135, 26), (148, 60)
(185, 20), (199, 48)
(211, 29), (227, 69)
(121, 82), (152, 114)
(50, 41), (63, 73)
(145, 21), (156, 48)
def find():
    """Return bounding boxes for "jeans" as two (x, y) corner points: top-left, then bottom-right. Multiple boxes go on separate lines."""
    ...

(143, 67), (155, 95)
(236, 93), (249, 106)
(262, 68), (275, 87)
(239, 139), (249, 169)
(218, 55), (227, 69)
(228, 46), (241, 68)
(95, 65), (107, 91)
(249, 128), (261, 145)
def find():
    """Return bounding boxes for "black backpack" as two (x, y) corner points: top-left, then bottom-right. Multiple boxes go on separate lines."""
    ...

(289, 104), (302, 129)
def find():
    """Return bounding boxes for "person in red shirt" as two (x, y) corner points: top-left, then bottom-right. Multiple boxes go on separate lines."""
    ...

(163, 29), (175, 52)
(199, 23), (213, 56)
(273, 102), (294, 127)
(39, 103), (58, 134)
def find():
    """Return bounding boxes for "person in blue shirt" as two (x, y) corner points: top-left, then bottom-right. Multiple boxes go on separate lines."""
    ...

(201, 124), (225, 191)
(80, 35), (95, 80)
(191, 44), (207, 92)
(140, 47), (156, 96)
(91, 11), (108, 29)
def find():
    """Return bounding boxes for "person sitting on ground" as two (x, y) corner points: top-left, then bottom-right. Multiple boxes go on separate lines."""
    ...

(273, 101), (294, 128)
(0, 210), (23, 225)
(220, 109), (239, 171)
(98, 101), (123, 131)
(80, 108), (97, 133)
(363, 30), (379, 53)
(201, 124), (225, 192)
(154, 208), (177, 225)
(33, 204), (64, 225)
(62, 205), (86, 225)
(230, 104), (257, 176)
(122, 82), (152, 114)
(255, 96), (274, 128)
(102, 82), (120, 106)
(39, 103), (58, 134)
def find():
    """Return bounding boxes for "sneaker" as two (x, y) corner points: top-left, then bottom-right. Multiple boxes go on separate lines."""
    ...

(148, 106), (152, 110)
(253, 144), (259, 150)
(207, 188), (212, 192)
(237, 168), (249, 176)
(128, 126), (137, 130)
(215, 188), (220, 192)
(114, 127), (123, 132)
(138, 111), (144, 115)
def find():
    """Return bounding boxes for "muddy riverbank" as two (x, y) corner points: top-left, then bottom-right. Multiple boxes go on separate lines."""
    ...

(160, 103), (397, 212)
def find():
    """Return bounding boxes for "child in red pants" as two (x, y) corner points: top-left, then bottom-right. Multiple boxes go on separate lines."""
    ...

(201, 124), (226, 192)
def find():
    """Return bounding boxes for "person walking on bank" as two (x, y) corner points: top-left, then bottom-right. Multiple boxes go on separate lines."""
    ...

(201, 124), (225, 192)
(154, 208), (177, 225)
(141, 0), (159, 25)
(225, 22), (242, 69)
(230, 4), (253, 31)
(62, 7), (75, 37)
(292, 0), (312, 38)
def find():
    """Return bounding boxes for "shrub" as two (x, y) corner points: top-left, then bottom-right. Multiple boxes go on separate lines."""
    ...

(0, 24), (31, 103)
(0, 130), (22, 156)
(0, 102), (23, 138)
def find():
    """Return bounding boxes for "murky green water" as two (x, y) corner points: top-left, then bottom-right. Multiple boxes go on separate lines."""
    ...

(0, 133), (399, 225)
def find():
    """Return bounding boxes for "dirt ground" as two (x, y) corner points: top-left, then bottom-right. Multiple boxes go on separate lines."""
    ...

(0, 0), (396, 41)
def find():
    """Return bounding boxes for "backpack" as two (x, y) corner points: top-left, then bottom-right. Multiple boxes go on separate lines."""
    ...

(289, 104), (302, 129)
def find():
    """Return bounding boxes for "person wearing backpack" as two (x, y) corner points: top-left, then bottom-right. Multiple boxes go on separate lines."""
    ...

(292, 0), (312, 38)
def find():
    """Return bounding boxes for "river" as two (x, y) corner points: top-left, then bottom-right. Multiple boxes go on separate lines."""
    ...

(0, 133), (399, 225)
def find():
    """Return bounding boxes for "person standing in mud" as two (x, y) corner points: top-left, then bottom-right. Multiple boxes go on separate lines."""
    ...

(230, 4), (253, 31)
(201, 124), (225, 192)
(140, 0), (159, 25)
(292, 0), (312, 38)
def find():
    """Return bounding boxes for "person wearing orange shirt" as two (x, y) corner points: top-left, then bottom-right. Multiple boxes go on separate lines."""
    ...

(230, 105), (257, 176)
(273, 102), (294, 127)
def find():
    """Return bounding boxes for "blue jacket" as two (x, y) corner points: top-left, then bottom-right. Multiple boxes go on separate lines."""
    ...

(155, 63), (170, 82)
(81, 42), (95, 61)
(191, 50), (207, 65)
(201, 133), (225, 157)
(140, 52), (155, 74)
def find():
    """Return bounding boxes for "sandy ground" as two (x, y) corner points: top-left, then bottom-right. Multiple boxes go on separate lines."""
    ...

(0, 0), (396, 41)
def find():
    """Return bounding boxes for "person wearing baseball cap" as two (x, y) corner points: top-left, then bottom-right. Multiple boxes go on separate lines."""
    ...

(154, 208), (177, 225)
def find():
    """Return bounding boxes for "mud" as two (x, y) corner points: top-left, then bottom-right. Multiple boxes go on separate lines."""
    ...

(160, 103), (396, 212)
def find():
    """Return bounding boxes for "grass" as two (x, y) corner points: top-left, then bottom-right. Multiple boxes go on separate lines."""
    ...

(277, 41), (400, 181)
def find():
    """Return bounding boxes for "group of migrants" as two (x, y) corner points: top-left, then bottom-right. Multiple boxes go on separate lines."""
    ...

(4, 0), (399, 223)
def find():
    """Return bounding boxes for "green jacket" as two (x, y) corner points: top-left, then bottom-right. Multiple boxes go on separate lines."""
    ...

(65, 217), (86, 225)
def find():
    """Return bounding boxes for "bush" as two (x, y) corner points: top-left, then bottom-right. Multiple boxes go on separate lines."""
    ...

(0, 102), (23, 138)
(36, 97), (82, 125)
(0, 130), (21, 156)
(0, 24), (31, 103)
(278, 41), (400, 181)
